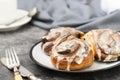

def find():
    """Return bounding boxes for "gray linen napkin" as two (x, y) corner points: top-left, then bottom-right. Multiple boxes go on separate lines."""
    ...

(18, 0), (120, 31)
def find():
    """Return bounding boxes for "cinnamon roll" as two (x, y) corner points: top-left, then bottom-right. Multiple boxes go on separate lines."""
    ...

(51, 36), (94, 71)
(41, 27), (84, 55)
(83, 29), (120, 62)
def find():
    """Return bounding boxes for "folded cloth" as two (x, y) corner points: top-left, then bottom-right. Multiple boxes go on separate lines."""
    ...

(18, 0), (120, 31)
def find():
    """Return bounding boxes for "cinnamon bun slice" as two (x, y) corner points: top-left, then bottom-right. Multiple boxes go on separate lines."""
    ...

(83, 29), (120, 62)
(51, 36), (94, 71)
(41, 27), (84, 55)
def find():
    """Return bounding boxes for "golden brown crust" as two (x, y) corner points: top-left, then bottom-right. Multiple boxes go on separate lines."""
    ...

(51, 49), (94, 71)
(84, 29), (120, 62)
(70, 50), (93, 70)
(51, 37), (94, 71)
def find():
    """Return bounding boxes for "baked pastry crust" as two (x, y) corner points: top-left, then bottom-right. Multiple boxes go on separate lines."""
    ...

(41, 27), (84, 55)
(83, 29), (120, 62)
(51, 36), (94, 71)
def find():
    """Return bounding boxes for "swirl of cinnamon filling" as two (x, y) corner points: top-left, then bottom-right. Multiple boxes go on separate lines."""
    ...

(41, 27), (84, 55)
(83, 29), (120, 62)
(51, 36), (94, 71)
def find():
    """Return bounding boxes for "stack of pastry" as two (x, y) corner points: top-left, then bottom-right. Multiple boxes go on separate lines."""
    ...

(41, 27), (120, 71)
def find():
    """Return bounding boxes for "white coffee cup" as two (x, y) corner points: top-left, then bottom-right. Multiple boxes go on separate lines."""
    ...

(0, 0), (17, 24)
(101, 0), (120, 14)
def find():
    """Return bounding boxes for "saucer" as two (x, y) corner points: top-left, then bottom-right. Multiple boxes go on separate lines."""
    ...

(0, 9), (31, 32)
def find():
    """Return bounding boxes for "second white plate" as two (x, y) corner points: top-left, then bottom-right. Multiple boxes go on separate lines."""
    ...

(30, 42), (120, 73)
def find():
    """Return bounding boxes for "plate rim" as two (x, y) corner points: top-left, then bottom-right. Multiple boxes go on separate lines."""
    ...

(29, 41), (120, 73)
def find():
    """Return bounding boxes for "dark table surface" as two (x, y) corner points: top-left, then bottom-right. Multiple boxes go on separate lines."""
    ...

(0, 24), (120, 80)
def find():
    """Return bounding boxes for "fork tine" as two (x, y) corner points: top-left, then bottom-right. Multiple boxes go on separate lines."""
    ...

(12, 47), (20, 65)
(10, 48), (16, 65)
(6, 49), (9, 66)
(8, 49), (12, 65)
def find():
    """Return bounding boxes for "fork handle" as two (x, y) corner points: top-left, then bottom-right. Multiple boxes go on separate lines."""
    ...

(14, 71), (23, 80)
(14, 67), (23, 80)
(29, 75), (42, 80)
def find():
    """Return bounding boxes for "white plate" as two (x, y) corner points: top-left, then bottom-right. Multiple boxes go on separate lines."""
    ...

(30, 42), (120, 73)
(0, 9), (31, 32)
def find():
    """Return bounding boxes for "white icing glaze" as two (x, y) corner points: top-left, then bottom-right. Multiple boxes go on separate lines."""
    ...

(86, 29), (120, 61)
(52, 39), (90, 71)
(103, 55), (118, 62)
(104, 55), (112, 62)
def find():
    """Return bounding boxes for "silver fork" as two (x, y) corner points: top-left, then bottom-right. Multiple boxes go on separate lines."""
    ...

(6, 47), (23, 80)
